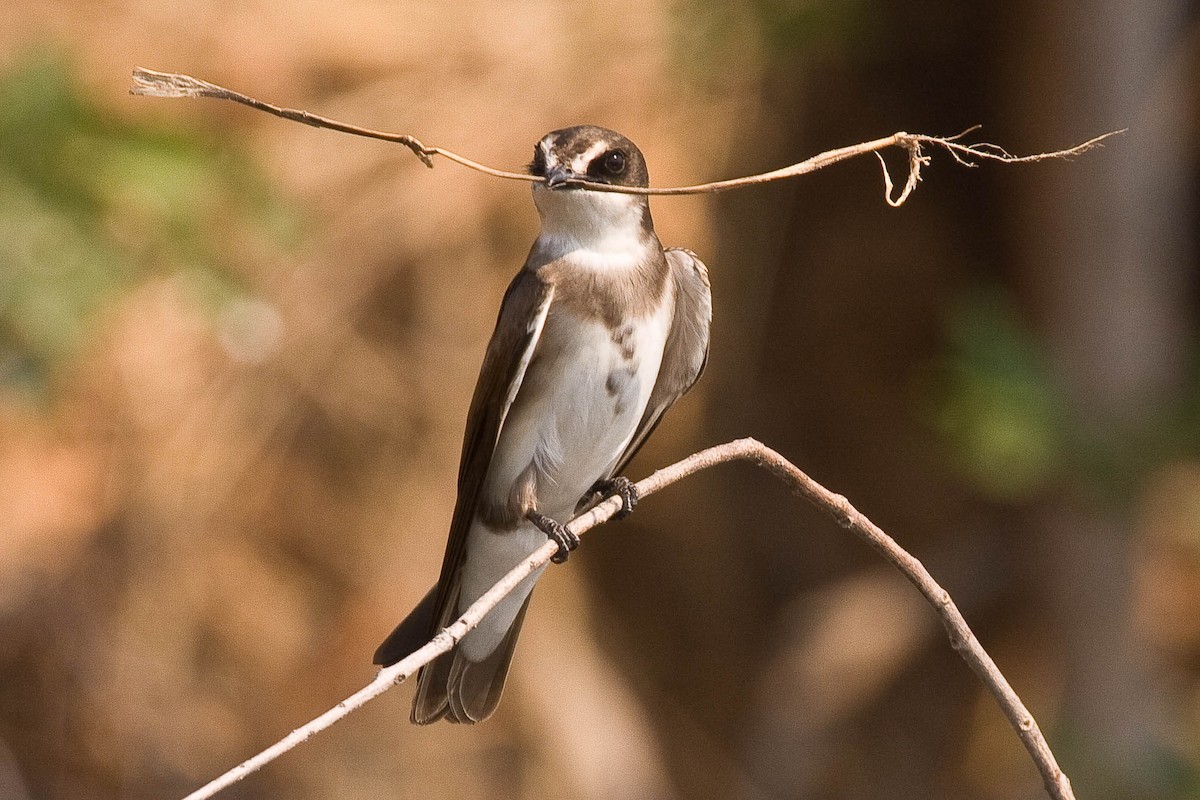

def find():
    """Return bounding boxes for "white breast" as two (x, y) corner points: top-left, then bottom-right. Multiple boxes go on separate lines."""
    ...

(457, 277), (673, 659)
(484, 290), (673, 517)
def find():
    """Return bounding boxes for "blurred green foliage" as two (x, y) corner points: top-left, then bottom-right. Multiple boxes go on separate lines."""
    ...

(672, 0), (882, 83)
(927, 287), (1067, 502)
(928, 287), (1200, 506)
(0, 51), (297, 401)
(748, 0), (880, 57)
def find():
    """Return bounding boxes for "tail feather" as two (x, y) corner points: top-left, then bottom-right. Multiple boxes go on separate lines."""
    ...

(411, 579), (462, 724)
(411, 649), (455, 724)
(375, 520), (545, 724)
(444, 594), (532, 723)
(384, 583), (532, 725)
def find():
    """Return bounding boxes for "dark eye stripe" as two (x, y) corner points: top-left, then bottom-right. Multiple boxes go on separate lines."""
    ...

(587, 149), (627, 179)
(528, 147), (547, 176)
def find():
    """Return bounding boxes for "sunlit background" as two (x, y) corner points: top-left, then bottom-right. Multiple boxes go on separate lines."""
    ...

(1, 2), (1198, 799)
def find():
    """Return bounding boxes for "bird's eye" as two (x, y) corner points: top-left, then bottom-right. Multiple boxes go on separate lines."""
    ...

(600, 150), (626, 175)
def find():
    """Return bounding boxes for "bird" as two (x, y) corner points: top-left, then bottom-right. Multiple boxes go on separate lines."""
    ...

(373, 125), (712, 724)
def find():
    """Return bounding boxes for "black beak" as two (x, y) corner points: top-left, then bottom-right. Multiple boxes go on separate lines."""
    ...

(545, 165), (579, 189)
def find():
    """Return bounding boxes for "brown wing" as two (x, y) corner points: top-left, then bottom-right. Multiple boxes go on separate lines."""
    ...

(372, 269), (553, 683)
(602, 247), (712, 482)
(442, 268), (555, 594)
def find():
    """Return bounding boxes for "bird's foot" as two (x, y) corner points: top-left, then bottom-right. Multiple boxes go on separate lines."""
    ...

(527, 511), (579, 564)
(589, 476), (640, 520)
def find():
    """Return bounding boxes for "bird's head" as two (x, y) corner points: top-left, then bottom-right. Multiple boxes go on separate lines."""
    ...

(528, 125), (653, 248)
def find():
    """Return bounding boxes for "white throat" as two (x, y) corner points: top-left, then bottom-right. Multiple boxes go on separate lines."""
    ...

(532, 185), (650, 260)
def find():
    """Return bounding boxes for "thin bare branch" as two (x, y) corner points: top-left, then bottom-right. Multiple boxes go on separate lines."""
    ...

(179, 438), (1075, 800)
(130, 67), (1121, 207)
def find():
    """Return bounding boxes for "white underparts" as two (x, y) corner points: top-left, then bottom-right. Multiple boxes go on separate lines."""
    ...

(532, 184), (647, 258)
(458, 190), (673, 659)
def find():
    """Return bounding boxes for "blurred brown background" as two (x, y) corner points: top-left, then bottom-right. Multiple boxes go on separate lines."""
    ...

(1, 2), (1198, 799)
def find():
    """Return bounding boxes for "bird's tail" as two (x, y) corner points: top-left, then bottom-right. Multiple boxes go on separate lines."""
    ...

(374, 583), (533, 724)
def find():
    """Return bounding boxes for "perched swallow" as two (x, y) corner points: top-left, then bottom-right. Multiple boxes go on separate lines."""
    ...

(374, 125), (712, 724)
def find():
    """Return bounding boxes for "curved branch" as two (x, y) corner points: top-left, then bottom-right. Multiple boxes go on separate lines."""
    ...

(130, 67), (1121, 207)
(180, 438), (1074, 800)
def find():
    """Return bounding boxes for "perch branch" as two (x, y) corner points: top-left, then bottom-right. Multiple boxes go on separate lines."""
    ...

(130, 67), (1120, 206)
(180, 438), (1074, 800)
